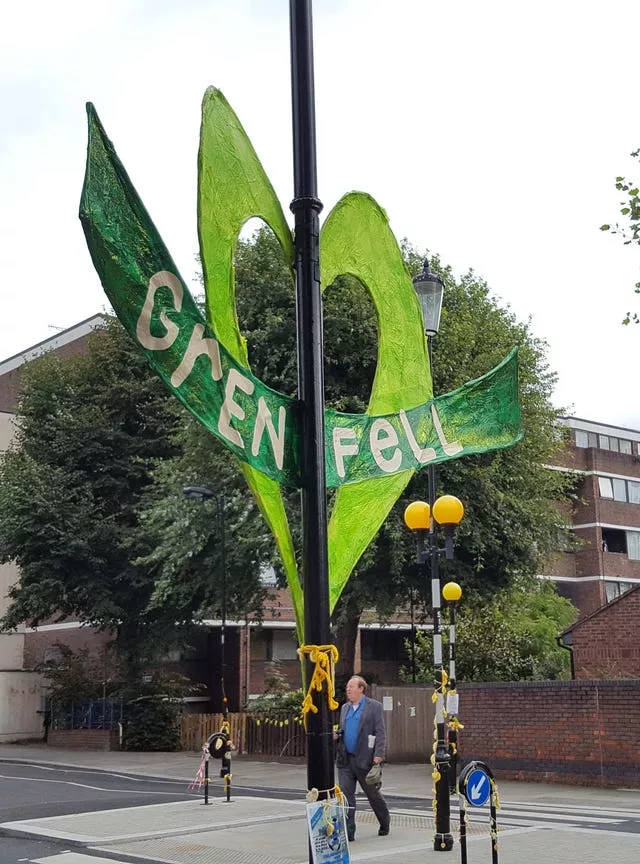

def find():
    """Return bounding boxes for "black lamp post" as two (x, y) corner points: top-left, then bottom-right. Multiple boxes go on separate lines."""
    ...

(289, 0), (334, 818)
(183, 486), (228, 716)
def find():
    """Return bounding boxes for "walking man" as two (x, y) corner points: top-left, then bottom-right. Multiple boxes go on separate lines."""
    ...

(334, 675), (390, 842)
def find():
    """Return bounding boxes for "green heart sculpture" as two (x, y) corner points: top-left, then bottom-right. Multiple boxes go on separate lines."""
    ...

(80, 88), (522, 641)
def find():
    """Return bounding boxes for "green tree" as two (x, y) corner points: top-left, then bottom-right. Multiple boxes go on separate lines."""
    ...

(134, 418), (273, 628)
(600, 150), (640, 324)
(0, 317), (180, 668)
(0, 318), (269, 682)
(402, 578), (578, 682)
(234, 229), (576, 676)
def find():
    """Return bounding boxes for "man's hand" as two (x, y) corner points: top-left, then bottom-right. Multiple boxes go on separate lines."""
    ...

(373, 756), (383, 764)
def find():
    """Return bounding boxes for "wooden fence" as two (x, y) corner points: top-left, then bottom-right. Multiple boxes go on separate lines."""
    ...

(181, 711), (306, 757)
(181, 688), (433, 760)
(370, 684), (435, 762)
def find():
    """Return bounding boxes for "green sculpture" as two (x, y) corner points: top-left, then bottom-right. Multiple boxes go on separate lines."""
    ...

(80, 87), (522, 640)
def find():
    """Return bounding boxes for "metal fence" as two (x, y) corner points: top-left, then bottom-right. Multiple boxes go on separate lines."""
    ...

(51, 699), (123, 731)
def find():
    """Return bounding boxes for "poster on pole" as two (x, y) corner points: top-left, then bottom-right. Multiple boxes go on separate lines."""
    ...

(306, 799), (350, 864)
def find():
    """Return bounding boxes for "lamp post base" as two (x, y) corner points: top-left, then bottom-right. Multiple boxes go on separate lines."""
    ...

(434, 833), (454, 852)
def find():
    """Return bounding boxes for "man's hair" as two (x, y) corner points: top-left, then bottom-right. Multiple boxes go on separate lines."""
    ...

(349, 675), (368, 692)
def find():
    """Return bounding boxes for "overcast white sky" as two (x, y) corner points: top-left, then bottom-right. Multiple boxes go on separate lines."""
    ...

(2, 1), (639, 427)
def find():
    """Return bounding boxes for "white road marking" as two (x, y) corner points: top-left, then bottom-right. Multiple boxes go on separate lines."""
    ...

(0, 773), (197, 797)
(32, 854), (133, 864)
(470, 808), (623, 824)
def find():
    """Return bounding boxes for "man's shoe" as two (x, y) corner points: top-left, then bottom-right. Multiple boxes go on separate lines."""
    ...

(348, 833), (356, 843)
(378, 826), (390, 837)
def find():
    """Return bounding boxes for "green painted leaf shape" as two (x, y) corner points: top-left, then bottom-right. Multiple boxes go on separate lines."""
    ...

(320, 193), (432, 611)
(197, 88), (303, 638)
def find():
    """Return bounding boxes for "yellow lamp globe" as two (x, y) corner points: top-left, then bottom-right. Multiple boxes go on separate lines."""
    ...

(442, 581), (462, 603)
(432, 494), (464, 526)
(403, 500), (431, 531)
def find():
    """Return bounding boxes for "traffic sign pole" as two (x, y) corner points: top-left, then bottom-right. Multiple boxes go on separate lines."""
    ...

(458, 761), (499, 864)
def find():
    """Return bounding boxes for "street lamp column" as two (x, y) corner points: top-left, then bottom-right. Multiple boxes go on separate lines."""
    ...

(183, 486), (228, 715)
(404, 496), (464, 853)
(289, 0), (334, 811)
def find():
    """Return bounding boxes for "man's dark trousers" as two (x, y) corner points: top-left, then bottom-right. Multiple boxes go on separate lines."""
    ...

(338, 754), (390, 840)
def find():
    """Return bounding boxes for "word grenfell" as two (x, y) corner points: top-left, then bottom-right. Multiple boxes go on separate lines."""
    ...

(132, 269), (522, 490)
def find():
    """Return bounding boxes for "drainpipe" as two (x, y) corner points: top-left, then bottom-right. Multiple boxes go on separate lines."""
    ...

(556, 633), (575, 680)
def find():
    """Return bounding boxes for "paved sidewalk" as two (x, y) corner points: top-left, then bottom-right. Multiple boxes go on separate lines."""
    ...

(1, 743), (639, 864)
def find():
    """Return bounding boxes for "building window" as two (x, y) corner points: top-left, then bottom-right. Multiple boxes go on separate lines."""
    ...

(271, 629), (299, 661)
(598, 476), (640, 504)
(613, 478), (627, 502)
(629, 481), (640, 504)
(602, 528), (627, 553)
(252, 629), (271, 661)
(360, 629), (408, 662)
(605, 580), (634, 602)
(598, 477), (613, 498)
(626, 531), (640, 560)
(575, 430), (633, 454)
(576, 430), (598, 448)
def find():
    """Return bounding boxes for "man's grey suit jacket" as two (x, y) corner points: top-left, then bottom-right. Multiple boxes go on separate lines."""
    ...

(338, 697), (387, 772)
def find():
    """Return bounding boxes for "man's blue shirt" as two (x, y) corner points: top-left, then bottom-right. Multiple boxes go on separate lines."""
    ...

(344, 696), (366, 754)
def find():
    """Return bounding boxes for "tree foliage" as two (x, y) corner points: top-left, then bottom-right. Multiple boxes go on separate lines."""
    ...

(600, 149), (640, 324)
(0, 317), (180, 647)
(0, 317), (270, 679)
(402, 578), (577, 683)
(234, 229), (577, 675)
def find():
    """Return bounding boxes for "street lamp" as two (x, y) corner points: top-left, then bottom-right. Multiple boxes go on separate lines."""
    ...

(404, 495), (464, 852)
(412, 258), (444, 339)
(183, 486), (228, 717)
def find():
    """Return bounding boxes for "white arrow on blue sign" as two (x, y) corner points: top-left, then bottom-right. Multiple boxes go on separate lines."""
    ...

(464, 767), (491, 807)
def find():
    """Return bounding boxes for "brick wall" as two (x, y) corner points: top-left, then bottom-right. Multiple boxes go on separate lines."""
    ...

(23, 627), (114, 670)
(459, 679), (640, 787)
(48, 729), (116, 750)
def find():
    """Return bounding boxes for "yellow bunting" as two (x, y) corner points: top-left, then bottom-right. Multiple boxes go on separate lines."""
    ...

(297, 644), (340, 729)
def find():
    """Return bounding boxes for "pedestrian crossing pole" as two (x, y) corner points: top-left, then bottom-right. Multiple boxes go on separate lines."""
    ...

(442, 581), (462, 793)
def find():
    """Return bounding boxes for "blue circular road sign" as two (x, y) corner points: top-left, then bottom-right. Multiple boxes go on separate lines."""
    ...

(463, 767), (490, 807)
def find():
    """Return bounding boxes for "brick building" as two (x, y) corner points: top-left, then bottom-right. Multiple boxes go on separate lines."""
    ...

(558, 584), (640, 680)
(547, 417), (640, 615)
